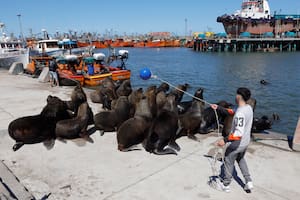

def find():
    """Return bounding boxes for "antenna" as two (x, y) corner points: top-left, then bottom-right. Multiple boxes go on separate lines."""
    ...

(185, 18), (188, 38)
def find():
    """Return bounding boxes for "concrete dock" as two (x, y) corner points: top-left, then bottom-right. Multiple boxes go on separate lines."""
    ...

(0, 69), (300, 200)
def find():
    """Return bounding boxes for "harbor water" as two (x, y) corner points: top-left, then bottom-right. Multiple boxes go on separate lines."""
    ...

(99, 48), (300, 135)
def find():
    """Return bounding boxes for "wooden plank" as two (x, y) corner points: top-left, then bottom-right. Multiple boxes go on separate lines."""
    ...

(0, 161), (35, 200)
(293, 117), (300, 151)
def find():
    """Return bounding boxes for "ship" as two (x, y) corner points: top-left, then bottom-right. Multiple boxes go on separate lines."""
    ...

(217, 0), (300, 37)
(0, 22), (29, 69)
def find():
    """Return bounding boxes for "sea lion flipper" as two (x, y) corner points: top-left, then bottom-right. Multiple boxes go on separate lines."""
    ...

(188, 134), (200, 142)
(13, 142), (24, 151)
(79, 133), (94, 143)
(43, 139), (55, 150)
(154, 148), (177, 155)
(168, 141), (181, 152)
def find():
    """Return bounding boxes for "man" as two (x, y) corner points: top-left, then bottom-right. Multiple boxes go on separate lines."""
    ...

(49, 58), (59, 87)
(211, 87), (253, 192)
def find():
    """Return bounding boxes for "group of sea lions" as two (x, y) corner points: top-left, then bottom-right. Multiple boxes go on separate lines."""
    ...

(8, 77), (278, 154)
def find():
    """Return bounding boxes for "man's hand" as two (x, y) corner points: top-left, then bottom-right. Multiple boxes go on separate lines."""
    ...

(215, 138), (225, 147)
(211, 104), (218, 110)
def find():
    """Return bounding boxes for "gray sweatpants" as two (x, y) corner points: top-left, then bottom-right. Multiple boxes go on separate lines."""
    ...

(222, 144), (252, 186)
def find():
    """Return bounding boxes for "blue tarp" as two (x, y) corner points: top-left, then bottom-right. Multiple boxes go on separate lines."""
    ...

(285, 31), (296, 37)
(215, 32), (227, 38)
(84, 57), (95, 64)
(263, 32), (274, 38)
(58, 40), (77, 45)
(240, 32), (251, 38)
(198, 34), (206, 39)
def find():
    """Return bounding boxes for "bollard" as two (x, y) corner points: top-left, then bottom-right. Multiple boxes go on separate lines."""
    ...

(38, 67), (50, 83)
(8, 62), (24, 75)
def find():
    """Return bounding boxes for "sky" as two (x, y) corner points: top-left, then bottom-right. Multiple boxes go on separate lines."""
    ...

(1, 0), (300, 37)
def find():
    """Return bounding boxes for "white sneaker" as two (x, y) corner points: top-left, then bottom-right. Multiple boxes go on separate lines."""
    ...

(244, 181), (254, 191)
(221, 183), (230, 193)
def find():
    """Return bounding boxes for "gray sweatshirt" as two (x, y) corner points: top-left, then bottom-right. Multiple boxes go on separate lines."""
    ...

(230, 104), (253, 147)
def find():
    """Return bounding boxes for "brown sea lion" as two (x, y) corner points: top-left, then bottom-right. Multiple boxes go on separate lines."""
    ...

(169, 83), (189, 103)
(116, 79), (132, 97)
(156, 82), (170, 94)
(8, 95), (70, 151)
(200, 100), (233, 134)
(117, 86), (157, 151)
(55, 102), (94, 142)
(178, 88), (205, 140)
(65, 85), (88, 115)
(144, 93), (180, 155)
(94, 96), (131, 135)
(127, 88), (144, 117)
(90, 86), (116, 110)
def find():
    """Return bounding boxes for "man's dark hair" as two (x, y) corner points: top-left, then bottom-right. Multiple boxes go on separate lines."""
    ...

(237, 87), (251, 102)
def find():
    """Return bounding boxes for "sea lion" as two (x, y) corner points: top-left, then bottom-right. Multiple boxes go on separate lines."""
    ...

(55, 102), (94, 142)
(169, 83), (189, 104)
(252, 115), (272, 133)
(67, 85), (88, 115)
(260, 79), (269, 85)
(90, 86), (117, 110)
(156, 82), (170, 94)
(200, 100), (233, 134)
(90, 77), (118, 110)
(94, 96), (131, 135)
(144, 93), (180, 155)
(116, 79), (132, 97)
(8, 95), (70, 151)
(127, 88), (144, 117)
(117, 86), (156, 151)
(178, 88), (205, 140)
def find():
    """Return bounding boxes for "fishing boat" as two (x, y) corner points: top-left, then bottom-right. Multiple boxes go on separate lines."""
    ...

(24, 55), (52, 77)
(133, 40), (146, 47)
(81, 56), (112, 87)
(110, 38), (134, 48)
(33, 39), (61, 55)
(145, 39), (166, 48)
(83, 50), (131, 86)
(56, 55), (84, 86)
(217, 0), (300, 37)
(0, 23), (29, 69)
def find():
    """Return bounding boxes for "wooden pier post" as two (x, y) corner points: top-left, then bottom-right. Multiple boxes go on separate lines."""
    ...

(280, 43), (283, 52)
(233, 44), (237, 52)
(224, 44), (229, 52)
(242, 43), (247, 52)
(293, 44), (297, 51)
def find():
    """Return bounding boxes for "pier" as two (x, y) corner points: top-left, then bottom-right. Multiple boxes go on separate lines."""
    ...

(193, 37), (300, 52)
(0, 70), (300, 200)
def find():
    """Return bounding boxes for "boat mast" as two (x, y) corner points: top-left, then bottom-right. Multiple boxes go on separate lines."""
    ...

(17, 14), (25, 43)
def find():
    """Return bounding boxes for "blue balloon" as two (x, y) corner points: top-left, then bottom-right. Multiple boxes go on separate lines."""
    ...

(139, 68), (152, 80)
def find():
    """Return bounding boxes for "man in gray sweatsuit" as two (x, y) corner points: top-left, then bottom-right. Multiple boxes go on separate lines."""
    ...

(211, 87), (254, 192)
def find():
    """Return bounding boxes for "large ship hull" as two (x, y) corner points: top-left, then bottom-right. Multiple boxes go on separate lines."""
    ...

(217, 16), (300, 37)
(0, 49), (29, 69)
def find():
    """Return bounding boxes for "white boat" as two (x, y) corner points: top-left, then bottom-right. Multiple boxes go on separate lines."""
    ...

(32, 38), (88, 56)
(33, 39), (61, 55)
(0, 23), (29, 69)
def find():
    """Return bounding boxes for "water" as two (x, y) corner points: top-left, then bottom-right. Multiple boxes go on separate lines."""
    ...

(97, 48), (300, 135)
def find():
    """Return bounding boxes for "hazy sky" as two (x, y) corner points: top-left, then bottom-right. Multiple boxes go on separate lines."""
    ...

(1, 0), (300, 37)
